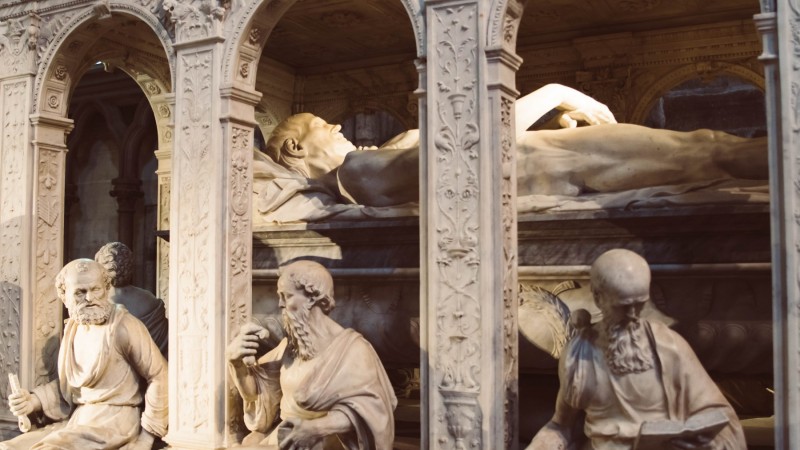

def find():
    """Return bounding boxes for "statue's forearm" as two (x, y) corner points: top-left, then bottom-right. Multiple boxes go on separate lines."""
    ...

(228, 363), (259, 402)
(307, 410), (352, 437)
(527, 420), (572, 450)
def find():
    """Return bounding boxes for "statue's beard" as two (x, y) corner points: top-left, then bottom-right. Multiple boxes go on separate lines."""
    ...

(604, 319), (654, 375)
(71, 302), (113, 325)
(282, 307), (316, 361)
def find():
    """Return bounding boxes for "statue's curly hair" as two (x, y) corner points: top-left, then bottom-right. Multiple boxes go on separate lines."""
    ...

(279, 260), (335, 313)
(55, 259), (111, 302)
(94, 242), (133, 287)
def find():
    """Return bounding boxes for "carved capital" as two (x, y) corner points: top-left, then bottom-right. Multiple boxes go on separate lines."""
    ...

(0, 13), (40, 77)
(163, 0), (227, 43)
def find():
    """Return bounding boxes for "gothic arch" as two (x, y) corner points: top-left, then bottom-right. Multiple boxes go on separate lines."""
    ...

(630, 62), (766, 125)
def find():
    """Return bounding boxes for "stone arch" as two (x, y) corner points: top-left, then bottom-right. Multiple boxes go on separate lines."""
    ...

(222, 0), (425, 90)
(630, 62), (765, 125)
(33, 3), (175, 117)
(27, 6), (176, 387)
(488, 0), (526, 50)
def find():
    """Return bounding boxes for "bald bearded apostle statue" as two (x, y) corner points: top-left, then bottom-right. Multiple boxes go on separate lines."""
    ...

(227, 260), (397, 450)
(525, 249), (746, 450)
(2, 259), (168, 450)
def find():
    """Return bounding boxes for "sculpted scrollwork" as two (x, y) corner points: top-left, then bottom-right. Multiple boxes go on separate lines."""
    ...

(228, 127), (251, 328)
(432, 4), (483, 449)
(176, 51), (213, 432)
(499, 94), (518, 449)
(34, 148), (63, 385)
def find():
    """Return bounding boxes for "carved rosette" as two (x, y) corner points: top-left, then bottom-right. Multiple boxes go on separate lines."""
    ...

(431, 5), (483, 448)
(175, 52), (213, 432)
(0, 81), (27, 405)
(228, 126), (251, 328)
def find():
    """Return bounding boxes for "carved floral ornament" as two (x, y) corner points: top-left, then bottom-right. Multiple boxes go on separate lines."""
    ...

(248, 27), (261, 46)
(53, 65), (67, 81)
(47, 95), (60, 109)
(158, 104), (171, 118)
(145, 82), (161, 95)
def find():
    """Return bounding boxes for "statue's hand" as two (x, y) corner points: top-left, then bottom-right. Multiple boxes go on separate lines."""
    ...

(227, 322), (268, 365)
(555, 85), (617, 128)
(558, 105), (616, 128)
(278, 417), (324, 450)
(8, 389), (40, 417)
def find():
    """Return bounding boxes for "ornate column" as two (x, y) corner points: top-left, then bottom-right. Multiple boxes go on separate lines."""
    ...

(756, 0), (800, 447)
(219, 84), (259, 444)
(420, 1), (521, 448)
(165, 3), (247, 448)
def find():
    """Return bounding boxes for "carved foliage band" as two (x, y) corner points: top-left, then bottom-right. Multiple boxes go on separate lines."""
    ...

(499, 94), (518, 449)
(35, 147), (62, 386)
(431, 4), (482, 449)
(229, 126), (251, 328)
(176, 51), (213, 432)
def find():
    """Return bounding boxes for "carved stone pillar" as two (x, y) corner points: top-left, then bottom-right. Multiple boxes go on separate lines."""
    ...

(0, 12), (63, 439)
(0, 75), (34, 440)
(219, 84), (259, 444)
(30, 113), (73, 385)
(420, 1), (521, 448)
(110, 177), (143, 248)
(166, 5), (248, 447)
(756, 1), (800, 447)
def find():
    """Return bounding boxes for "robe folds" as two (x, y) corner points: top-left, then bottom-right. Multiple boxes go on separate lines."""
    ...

(560, 320), (746, 450)
(2, 305), (168, 450)
(241, 329), (397, 450)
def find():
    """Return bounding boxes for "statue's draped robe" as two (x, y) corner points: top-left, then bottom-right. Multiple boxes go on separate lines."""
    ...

(130, 294), (169, 358)
(241, 329), (397, 450)
(3, 306), (168, 449)
(559, 320), (746, 450)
